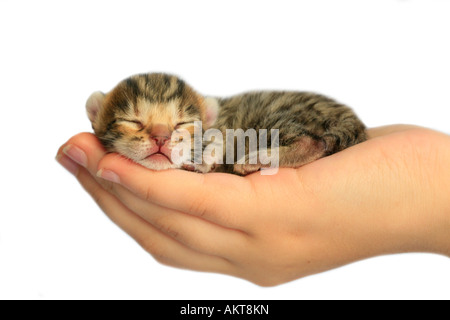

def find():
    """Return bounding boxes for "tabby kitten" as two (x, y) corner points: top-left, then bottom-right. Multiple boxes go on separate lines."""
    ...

(86, 73), (366, 175)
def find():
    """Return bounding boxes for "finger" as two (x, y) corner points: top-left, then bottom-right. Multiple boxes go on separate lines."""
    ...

(58, 133), (251, 253)
(76, 165), (234, 274)
(57, 132), (107, 175)
(57, 132), (120, 194)
(366, 125), (422, 139)
(107, 181), (249, 258)
(97, 154), (256, 228)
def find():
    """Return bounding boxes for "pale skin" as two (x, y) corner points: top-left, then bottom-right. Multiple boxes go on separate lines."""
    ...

(56, 125), (450, 286)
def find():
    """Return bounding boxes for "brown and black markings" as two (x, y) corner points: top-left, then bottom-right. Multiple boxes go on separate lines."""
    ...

(86, 73), (367, 175)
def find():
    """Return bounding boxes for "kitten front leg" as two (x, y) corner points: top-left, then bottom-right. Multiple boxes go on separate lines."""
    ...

(233, 147), (281, 175)
(189, 140), (223, 173)
(278, 135), (327, 167)
(233, 135), (327, 175)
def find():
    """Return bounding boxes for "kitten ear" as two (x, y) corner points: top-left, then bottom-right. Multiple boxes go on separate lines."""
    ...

(204, 97), (220, 128)
(86, 91), (105, 125)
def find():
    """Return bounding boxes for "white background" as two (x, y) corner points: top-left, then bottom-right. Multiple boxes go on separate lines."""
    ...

(0, 0), (449, 300)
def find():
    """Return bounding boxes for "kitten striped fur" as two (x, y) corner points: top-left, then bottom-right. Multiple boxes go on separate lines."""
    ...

(86, 73), (207, 171)
(86, 73), (367, 175)
(212, 91), (367, 174)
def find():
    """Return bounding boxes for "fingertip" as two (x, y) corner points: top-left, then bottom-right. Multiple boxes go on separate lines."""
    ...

(97, 168), (121, 184)
(97, 152), (135, 173)
(56, 153), (79, 176)
(56, 132), (103, 156)
(67, 132), (105, 151)
(62, 144), (88, 168)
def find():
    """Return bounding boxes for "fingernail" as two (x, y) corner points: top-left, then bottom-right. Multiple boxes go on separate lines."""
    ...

(63, 145), (87, 168)
(97, 169), (120, 184)
(56, 154), (79, 176)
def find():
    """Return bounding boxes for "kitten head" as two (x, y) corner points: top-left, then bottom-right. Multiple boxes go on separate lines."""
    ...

(86, 73), (219, 170)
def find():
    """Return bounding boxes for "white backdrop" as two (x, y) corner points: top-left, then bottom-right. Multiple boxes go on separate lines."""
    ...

(0, 0), (449, 300)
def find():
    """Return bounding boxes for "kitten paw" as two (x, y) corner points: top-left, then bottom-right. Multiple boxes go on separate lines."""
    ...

(181, 163), (196, 172)
(191, 162), (216, 174)
(233, 163), (263, 175)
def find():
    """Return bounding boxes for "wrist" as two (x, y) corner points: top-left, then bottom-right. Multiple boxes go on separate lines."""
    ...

(398, 129), (450, 256)
(426, 130), (450, 256)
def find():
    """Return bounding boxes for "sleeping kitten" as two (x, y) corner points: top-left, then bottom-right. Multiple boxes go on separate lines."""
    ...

(86, 73), (366, 175)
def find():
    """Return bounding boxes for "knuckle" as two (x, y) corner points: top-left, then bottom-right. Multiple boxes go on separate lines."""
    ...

(188, 195), (209, 218)
(89, 183), (108, 209)
(144, 185), (156, 202)
(98, 179), (116, 194)
(163, 225), (180, 240)
(139, 238), (177, 267)
(153, 216), (181, 240)
(152, 254), (174, 267)
(187, 175), (210, 217)
(139, 236), (161, 256)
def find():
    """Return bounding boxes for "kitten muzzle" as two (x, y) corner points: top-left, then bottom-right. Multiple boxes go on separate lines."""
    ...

(143, 144), (173, 164)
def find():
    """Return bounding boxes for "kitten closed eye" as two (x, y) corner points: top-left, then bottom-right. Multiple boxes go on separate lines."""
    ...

(175, 122), (192, 129)
(119, 119), (144, 130)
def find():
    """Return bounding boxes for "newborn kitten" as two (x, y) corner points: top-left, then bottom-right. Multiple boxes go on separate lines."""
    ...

(86, 73), (366, 175)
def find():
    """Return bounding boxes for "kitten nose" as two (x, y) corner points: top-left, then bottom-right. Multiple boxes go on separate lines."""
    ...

(153, 136), (169, 146)
(150, 124), (170, 146)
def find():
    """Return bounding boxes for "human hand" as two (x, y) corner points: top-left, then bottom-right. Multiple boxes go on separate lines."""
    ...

(56, 125), (450, 286)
